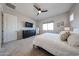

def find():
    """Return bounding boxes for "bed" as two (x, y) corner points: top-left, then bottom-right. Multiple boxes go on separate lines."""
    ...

(33, 33), (79, 56)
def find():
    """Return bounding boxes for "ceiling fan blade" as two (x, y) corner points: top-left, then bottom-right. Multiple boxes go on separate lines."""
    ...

(41, 10), (48, 12)
(34, 5), (41, 11)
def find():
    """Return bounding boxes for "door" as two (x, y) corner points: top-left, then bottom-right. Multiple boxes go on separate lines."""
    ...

(3, 13), (17, 43)
(0, 8), (2, 47)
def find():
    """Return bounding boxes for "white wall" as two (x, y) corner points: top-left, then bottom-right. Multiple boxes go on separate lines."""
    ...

(22, 18), (36, 30)
(3, 4), (36, 40)
(70, 4), (79, 29)
(37, 12), (70, 34)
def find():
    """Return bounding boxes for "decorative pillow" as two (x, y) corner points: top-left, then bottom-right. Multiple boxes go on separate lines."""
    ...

(59, 31), (70, 41)
(68, 33), (79, 47)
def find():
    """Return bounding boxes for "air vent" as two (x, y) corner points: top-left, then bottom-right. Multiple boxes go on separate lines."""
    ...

(6, 3), (16, 9)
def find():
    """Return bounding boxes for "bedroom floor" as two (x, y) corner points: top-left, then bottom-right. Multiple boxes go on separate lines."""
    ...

(0, 36), (53, 56)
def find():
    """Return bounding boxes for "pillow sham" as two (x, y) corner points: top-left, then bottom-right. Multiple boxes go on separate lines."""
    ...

(59, 31), (70, 41)
(68, 33), (79, 47)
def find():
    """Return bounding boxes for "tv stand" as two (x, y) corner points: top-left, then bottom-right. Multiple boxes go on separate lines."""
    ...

(22, 30), (36, 39)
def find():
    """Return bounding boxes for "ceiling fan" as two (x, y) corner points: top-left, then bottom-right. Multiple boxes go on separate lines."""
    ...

(33, 4), (48, 16)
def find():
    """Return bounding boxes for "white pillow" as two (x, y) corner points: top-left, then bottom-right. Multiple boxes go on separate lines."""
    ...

(68, 33), (79, 47)
(59, 31), (70, 41)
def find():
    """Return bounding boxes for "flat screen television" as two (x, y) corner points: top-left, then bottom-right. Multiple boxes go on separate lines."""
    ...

(25, 22), (33, 27)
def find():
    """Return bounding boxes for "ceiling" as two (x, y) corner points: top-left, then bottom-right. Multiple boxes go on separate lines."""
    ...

(13, 3), (73, 20)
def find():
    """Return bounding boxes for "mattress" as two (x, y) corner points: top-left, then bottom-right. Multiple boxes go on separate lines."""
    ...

(33, 33), (79, 56)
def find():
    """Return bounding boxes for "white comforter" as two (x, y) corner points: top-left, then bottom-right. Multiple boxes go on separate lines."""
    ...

(33, 33), (79, 56)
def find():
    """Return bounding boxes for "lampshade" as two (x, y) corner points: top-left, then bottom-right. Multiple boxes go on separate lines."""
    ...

(64, 27), (70, 31)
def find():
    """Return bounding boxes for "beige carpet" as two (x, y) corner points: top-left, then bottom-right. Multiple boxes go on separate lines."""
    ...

(0, 36), (53, 56)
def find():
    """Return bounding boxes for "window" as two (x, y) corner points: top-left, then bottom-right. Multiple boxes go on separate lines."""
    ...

(43, 23), (54, 30)
(70, 13), (74, 21)
(43, 24), (48, 30)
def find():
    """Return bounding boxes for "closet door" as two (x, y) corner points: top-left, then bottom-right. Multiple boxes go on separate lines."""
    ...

(0, 8), (2, 47)
(3, 13), (17, 43)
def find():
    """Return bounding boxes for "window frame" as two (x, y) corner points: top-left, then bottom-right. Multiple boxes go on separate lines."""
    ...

(70, 13), (74, 22)
(43, 22), (54, 31)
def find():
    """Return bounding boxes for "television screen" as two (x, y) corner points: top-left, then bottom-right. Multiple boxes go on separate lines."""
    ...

(25, 22), (33, 27)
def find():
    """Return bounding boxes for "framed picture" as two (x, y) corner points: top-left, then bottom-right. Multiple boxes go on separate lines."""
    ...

(57, 21), (64, 27)
(61, 22), (64, 26)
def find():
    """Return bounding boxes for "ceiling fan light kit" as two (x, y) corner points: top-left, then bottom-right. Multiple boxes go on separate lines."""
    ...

(38, 10), (41, 14)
